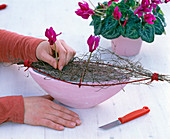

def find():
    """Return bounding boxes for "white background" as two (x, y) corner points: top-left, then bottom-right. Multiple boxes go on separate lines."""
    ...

(0, 0), (170, 139)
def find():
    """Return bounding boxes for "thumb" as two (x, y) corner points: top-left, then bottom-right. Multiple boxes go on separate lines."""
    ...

(40, 51), (57, 69)
(40, 95), (54, 101)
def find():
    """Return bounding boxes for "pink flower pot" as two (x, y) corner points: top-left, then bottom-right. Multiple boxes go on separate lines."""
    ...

(111, 36), (142, 56)
(29, 68), (128, 109)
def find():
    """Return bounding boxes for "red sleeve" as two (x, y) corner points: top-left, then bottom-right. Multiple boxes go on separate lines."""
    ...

(0, 96), (24, 124)
(0, 29), (44, 62)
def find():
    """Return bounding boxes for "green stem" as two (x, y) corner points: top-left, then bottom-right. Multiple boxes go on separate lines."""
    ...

(94, 9), (105, 15)
(97, 8), (107, 11)
(132, 6), (139, 10)
(88, 0), (105, 17)
(119, 19), (121, 26)
(95, 13), (103, 17)
(54, 43), (62, 78)
(82, 52), (92, 82)
(138, 0), (140, 6)
(54, 43), (58, 66)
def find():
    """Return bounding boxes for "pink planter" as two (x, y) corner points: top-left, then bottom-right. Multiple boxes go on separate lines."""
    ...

(29, 68), (128, 109)
(111, 36), (142, 56)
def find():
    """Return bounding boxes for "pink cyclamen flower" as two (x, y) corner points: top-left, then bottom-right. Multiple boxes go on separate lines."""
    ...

(150, 3), (157, 9)
(87, 35), (100, 53)
(165, 0), (170, 3)
(134, 5), (144, 17)
(134, 0), (151, 17)
(113, 7), (121, 20)
(75, 1), (95, 19)
(151, 0), (162, 4)
(144, 13), (156, 24)
(134, 4), (151, 17)
(150, 0), (162, 9)
(141, 0), (150, 7)
(45, 27), (62, 45)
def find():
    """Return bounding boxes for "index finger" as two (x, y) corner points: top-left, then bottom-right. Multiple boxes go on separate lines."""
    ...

(51, 103), (79, 118)
(53, 40), (67, 70)
(60, 40), (76, 65)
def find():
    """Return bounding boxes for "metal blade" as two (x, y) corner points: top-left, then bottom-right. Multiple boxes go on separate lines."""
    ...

(99, 120), (121, 130)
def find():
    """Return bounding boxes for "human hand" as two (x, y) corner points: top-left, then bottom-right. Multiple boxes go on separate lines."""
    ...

(36, 40), (76, 70)
(23, 95), (81, 131)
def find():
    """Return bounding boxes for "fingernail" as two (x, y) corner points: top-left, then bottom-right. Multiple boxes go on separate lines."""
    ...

(59, 65), (63, 70)
(53, 63), (57, 69)
(74, 114), (79, 118)
(70, 122), (76, 126)
(59, 126), (64, 130)
(76, 119), (81, 125)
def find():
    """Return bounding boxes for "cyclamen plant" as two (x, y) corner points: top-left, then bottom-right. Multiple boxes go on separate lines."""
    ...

(75, 0), (169, 43)
(45, 27), (62, 65)
(82, 35), (100, 82)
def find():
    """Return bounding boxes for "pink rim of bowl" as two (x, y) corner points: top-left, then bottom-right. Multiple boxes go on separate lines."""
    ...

(29, 68), (128, 109)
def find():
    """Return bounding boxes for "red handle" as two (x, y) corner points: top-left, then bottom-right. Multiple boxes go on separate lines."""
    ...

(0, 4), (7, 10)
(118, 106), (150, 124)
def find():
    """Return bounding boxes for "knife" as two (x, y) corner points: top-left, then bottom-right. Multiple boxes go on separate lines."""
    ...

(99, 106), (150, 130)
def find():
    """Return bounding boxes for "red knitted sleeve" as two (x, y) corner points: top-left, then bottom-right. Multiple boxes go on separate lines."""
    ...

(0, 96), (24, 124)
(0, 29), (44, 62)
(0, 30), (44, 124)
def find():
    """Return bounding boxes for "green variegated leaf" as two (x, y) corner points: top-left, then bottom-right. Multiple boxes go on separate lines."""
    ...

(154, 17), (164, 35)
(106, 3), (115, 16)
(128, 14), (140, 23)
(101, 16), (119, 34)
(101, 27), (121, 39)
(123, 0), (135, 8)
(156, 5), (161, 13)
(103, 16), (119, 30)
(157, 13), (166, 27)
(93, 15), (102, 35)
(139, 24), (155, 43)
(101, 16), (120, 39)
(119, 0), (130, 8)
(119, 26), (126, 37)
(125, 24), (140, 39)
(153, 7), (166, 27)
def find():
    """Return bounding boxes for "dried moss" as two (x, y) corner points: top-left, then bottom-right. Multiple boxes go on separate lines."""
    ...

(16, 47), (170, 85)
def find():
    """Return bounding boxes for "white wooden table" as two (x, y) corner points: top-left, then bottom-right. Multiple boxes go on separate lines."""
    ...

(0, 0), (170, 139)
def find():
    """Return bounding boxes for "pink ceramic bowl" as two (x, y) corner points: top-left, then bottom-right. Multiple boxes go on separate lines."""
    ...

(29, 68), (128, 109)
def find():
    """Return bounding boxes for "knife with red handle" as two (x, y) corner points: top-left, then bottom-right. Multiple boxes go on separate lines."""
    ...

(99, 106), (150, 129)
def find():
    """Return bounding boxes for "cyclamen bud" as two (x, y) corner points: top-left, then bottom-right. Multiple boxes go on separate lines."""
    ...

(87, 35), (100, 53)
